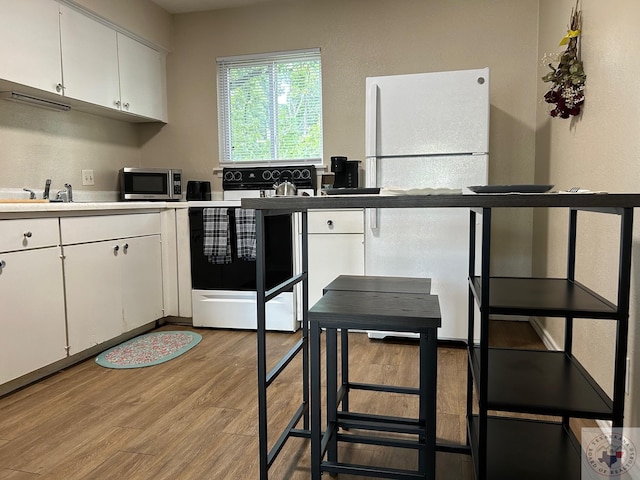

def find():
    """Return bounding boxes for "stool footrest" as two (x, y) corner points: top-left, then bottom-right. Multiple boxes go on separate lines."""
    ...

(337, 431), (425, 450)
(321, 460), (428, 479)
(346, 381), (420, 395)
(337, 412), (425, 435)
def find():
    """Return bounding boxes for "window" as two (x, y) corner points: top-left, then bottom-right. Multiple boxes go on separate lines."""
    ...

(217, 49), (323, 164)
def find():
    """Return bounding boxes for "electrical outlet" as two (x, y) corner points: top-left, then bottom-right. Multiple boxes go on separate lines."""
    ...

(82, 169), (94, 186)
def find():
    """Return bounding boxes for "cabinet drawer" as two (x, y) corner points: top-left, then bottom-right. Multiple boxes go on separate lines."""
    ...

(0, 218), (59, 252)
(60, 213), (161, 245)
(308, 210), (363, 234)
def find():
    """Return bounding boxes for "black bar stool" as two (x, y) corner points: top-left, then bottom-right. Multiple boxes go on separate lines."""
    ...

(323, 275), (432, 413)
(309, 287), (440, 479)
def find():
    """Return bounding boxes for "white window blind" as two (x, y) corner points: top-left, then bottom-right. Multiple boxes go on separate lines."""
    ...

(217, 49), (323, 164)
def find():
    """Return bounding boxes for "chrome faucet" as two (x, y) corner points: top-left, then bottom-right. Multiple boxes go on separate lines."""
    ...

(43, 179), (51, 200)
(23, 188), (36, 199)
(55, 184), (73, 202)
(64, 183), (73, 202)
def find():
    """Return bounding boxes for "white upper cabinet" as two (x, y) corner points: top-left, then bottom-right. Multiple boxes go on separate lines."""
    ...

(0, 0), (62, 94)
(59, 4), (120, 110)
(117, 33), (166, 121)
(1, 0), (166, 122)
(59, 5), (166, 121)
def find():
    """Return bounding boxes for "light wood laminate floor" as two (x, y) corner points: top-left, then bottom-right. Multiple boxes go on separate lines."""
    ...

(0, 321), (546, 479)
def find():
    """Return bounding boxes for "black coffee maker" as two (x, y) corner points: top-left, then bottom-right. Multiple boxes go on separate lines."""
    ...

(331, 156), (359, 188)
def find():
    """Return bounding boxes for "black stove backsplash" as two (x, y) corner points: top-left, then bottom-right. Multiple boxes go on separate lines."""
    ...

(222, 165), (316, 191)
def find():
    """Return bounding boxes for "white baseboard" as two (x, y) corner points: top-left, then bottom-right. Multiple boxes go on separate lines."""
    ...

(529, 316), (561, 351)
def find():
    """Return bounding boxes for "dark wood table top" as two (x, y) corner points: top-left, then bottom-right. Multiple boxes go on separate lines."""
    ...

(242, 192), (640, 211)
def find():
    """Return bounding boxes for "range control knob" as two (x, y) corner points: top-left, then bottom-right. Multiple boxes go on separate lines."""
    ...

(224, 171), (235, 181)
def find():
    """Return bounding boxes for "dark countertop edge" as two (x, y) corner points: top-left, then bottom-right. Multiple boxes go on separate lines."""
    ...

(241, 193), (640, 210)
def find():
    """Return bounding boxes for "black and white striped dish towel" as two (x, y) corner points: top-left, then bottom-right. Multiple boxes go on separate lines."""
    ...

(203, 208), (231, 264)
(235, 208), (256, 261)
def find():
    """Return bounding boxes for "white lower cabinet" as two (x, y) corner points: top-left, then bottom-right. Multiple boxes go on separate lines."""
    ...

(121, 235), (163, 331)
(61, 214), (163, 355)
(0, 212), (166, 392)
(307, 209), (364, 308)
(0, 246), (67, 385)
(63, 240), (123, 355)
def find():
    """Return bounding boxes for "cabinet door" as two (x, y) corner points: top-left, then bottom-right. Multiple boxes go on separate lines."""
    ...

(117, 33), (166, 121)
(308, 233), (364, 308)
(0, 0), (62, 93)
(59, 4), (120, 109)
(307, 210), (365, 308)
(0, 247), (67, 384)
(121, 235), (163, 331)
(64, 241), (123, 355)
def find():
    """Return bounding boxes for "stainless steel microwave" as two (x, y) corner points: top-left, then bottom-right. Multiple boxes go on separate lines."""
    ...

(119, 167), (183, 201)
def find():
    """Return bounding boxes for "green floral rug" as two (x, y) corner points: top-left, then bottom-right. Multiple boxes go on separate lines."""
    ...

(95, 331), (202, 369)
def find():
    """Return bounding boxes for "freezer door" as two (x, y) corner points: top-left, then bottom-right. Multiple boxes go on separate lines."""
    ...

(366, 68), (490, 157)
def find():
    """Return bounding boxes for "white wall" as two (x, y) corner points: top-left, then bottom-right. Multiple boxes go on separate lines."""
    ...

(141, 0), (540, 275)
(534, 0), (640, 425)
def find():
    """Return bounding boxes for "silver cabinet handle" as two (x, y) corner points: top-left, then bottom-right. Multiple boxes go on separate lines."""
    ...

(23, 231), (32, 238)
(123, 102), (130, 110)
(115, 100), (121, 108)
(123, 243), (129, 252)
(56, 83), (64, 93)
(0, 260), (5, 269)
(327, 220), (333, 227)
(114, 245), (120, 252)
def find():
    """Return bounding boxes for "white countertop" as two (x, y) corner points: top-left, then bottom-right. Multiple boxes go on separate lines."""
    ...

(0, 201), (189, 217)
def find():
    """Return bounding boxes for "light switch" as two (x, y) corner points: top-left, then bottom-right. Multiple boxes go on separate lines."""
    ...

(82, 169), (94, 186)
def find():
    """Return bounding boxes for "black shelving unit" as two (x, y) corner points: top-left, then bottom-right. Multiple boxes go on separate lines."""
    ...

(466, 206), (633, 480)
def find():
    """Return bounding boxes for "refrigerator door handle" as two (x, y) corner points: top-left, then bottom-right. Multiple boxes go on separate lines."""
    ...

(366, 83), (379, 230)
(365, 83), (378, 157)
(366, 157), (378, 229)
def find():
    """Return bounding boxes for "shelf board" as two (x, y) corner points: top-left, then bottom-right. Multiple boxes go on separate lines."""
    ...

(470, 277), (618, 318)
(469, 416), (582, 480)
(470, 348), (613, 418)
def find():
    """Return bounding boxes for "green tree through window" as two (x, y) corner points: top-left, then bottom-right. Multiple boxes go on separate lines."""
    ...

(218, 49), (323, 163)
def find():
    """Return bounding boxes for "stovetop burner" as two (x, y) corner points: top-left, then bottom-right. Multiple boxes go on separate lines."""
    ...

(222, 166), (316, 191)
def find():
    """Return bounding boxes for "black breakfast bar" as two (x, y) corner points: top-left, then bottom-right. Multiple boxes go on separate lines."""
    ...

(242, 192), (640, 480)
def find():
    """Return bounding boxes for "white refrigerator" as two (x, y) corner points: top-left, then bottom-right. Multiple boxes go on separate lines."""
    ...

(365, 68), (489, 341)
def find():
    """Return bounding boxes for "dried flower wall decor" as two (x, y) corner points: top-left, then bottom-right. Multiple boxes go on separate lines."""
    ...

(542, 1), (586, 118)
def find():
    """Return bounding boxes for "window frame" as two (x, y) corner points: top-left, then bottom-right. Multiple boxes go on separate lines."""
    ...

(217, 48), (323, 167)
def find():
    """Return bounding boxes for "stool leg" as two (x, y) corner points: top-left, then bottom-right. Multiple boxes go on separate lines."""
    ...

(327, 327), (339, 464)
(419, 330), (437, 480)
(341, 328), (349, 413)
(311, 320), (322, 480)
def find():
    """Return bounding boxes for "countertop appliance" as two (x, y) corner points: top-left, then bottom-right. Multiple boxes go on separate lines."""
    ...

(186, 181), (211, 201)
(189, 165), (315, 331)
(365, 68), (489, 341)
(120, 167), (182, 201)
(330, 156), (359, 188)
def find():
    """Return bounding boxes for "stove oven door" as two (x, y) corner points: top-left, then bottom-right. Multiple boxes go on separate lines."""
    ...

(189, 207), (297, 331)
